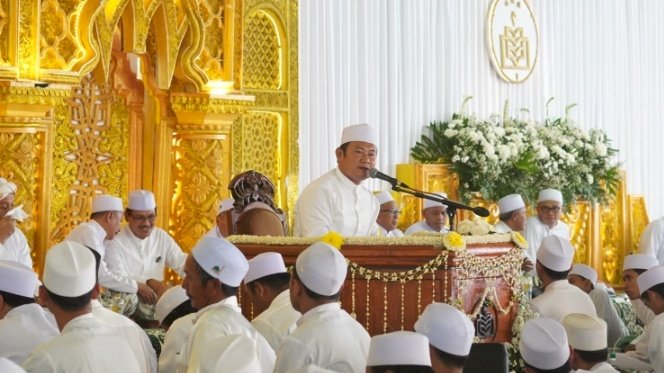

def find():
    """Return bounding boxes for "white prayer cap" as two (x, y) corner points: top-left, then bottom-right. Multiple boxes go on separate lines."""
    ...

(569, 264), (598, 286)
(0, 358), (25, 373)
(91, 195), (123, 213)
(0, 260), (38, 298)
(423, 192), (448, 210)
(498, 194), (525, 214)
(199, 334), (261, 373)
(414, 302), (474, 356)
(128, 190), (156, 211)
(537, 235), (574, 271)
(519, 317), (570, 370)
(0, 178), (17, 200)
(296, 242), (347, 296)
(623, 254), (659, 271)
(562, 313), (608, 351)
(43, 241), (96, 297)
(191, 236), (248, 287)
(637, 265), (664, 296)
(155, 285), (188, 324)
(290, 365), (336, 373)
(245, 252), (288, 284)
(376, 191), (395, 205)
(217, 198), (235, 214)
(340, 123), (378, 146)
(537, 188), (563, 204)
(366, 331), (432, 367)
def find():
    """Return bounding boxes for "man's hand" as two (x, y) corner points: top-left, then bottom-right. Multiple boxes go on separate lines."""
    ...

(521, 258), (534, 272)
(0, 217), (15, 244)
(137, 282), (158, 304)
(146, 279), (169, 298)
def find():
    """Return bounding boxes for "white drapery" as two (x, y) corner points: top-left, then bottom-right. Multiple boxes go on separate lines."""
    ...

(299, 0), (664, 218)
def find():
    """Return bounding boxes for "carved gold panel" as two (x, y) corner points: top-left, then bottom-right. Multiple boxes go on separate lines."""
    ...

(629, 195), (649, 253)
(562, 202), (592, 265)
(243, 8), (281, 89)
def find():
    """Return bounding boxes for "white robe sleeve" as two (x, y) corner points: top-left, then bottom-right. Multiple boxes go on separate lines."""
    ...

(294, 185), (335, 237)
(648, 319), (664, 372)
(274, 337), (311, 373)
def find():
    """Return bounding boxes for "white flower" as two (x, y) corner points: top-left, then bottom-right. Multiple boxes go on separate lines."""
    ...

(452, 155), (460, 162)
(594, 143), (607, 157)
(536, 146), (550, 159)
(586, 174), (594, 184)
(444, 129), (457, 138)
(498, 145), (511, 161)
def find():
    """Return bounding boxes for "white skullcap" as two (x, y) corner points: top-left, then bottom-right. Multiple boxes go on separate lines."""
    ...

(199, 334), (261, 373)
(43, 241), (96, 297)
(414, 302), (474, 356)
(191, 236), (248, 287)
(562, 313), (608, 351)
(296, 242), (347, 296)
(423, 192), (448, 210)
(217, 198), (235, 214)
(340, 123), (378, 146)
(637, 265), (664, 296)
(623, 254), (659, 271)
(569, 264), (598, 286)
(128, 190), (156, 211)
(537, 188), (563, 204)
(498, 194), (525, 214)
(0, 260), (38, 298)
(376, 191), (395, 205)
(5, 205), (28, 222)
(367, 331), (432, 367)
(519, 317), (570, 370)
(155, 285), (188, 324)
(537, 235), (574, 272)
(91, 195), (123, 213)
(0, 178), (17, 200)
(245, 252), (288, 284)
(0, 358), (25, 373)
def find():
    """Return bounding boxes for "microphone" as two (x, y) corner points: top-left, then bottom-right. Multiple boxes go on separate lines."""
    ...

(472, 206), (490, 217)
(368, 168), (409, 188)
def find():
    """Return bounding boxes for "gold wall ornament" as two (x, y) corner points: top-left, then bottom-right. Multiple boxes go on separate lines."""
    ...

(486, 0), (539, 83)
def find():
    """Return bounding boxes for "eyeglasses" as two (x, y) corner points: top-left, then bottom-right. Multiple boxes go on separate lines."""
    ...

(129, 214), (157, 223)
(380, 209), (401, 216)
(539, 205), (561, 214)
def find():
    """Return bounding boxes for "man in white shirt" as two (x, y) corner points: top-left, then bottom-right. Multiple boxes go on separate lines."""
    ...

(524, 188), (571, 263)
(530, 235), (597, 322)
(205, 198), (234, 238)
(568, 264), (629, 346)
(639, 216), (664, 264)
(157, 286), (196, 373)
(275, 242), (370, 373)
(520, 317), (572, 372)
(0, 261), (58, 364)
(294, 124), (380, 237)
(636, 265), (664, 372)
(0, 178), (31, 268)
(105, 190), (187, 320)
(244, 252), (301, 350)
(563, 313), (619, 373)
(404, 193), (449, 235)
(180, 236), (275, 372)
(23, 241), (142, 372)
(495, 193), (533, 272)
(375, 191), (404, 237)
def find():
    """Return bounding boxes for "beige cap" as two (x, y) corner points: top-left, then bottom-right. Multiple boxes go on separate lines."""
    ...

(537, 235), (574, 271)
(637, 265), (664, 296)
(0, 178), (17, 201)
(623, 254), (659, 271)
(340, 124), (378, 146)
(569, 264), (598, 286)
(562, 313), (607, 351)
(128, 190), (156, 211)
(296, 242), (347, 296)
(217, 198), (235, 214)
(414, 302), (474, 356)
(375, 191), (395, 205)
(155, 285), (188, 324)
(0, 260), (38, 298)
(245, 252), (288, 284)
(91, 195), (123, 213)
(191, 236), (249, 287)
(43, 241), (96, 297)
(199, 334), (261, 373)
(366, 331), (432, 367)
(498, 194), (525, 214)
(423, 192), (448, 210)
(519, 317), (570, 370)
(537, 188), (563, 204)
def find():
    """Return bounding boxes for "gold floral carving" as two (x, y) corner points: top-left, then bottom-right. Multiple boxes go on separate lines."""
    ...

(196, 0), (227, 80)
(630, 196), (649, 253)
(0, 0), (12, 67)
(243, 9), (281, 89)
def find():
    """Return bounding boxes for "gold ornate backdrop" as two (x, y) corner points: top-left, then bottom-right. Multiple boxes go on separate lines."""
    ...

(0, 0), (298, 274)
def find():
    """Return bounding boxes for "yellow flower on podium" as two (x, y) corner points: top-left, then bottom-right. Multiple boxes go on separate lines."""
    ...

(511, 232), (528, 250)
(443, 231), (466, 252)
(320, 231), (344, 249)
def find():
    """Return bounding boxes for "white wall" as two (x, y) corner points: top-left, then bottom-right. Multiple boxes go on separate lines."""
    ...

(299, 0), (664, 218)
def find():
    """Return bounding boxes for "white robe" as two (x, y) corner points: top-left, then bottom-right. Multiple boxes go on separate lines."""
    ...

(647, 312), (664, 373)
(524, 216), (571, 262)
(573, 362), (619, 372)
(0, 228), (31, 268)
(204, 226), (224, 238)
(252, 290), (301, 351)
(294, 168), (379, 237)
(404, 220), (448, 235)
(493, 221), (513, 233)
(0, 303), (58, 364)
(377, 227), (405, 237)
(159, 313), (195, 373)
(639, 216), (664, 264)
(530, 280), (597, 322)
(589, 286), (629, 346)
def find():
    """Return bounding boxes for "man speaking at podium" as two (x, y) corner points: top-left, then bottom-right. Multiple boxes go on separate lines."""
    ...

(294, 124), (380, 237)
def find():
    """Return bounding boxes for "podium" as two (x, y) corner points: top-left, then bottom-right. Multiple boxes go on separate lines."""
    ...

(231, 233), (525, 342)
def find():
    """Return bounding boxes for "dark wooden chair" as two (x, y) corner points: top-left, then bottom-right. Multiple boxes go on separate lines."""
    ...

(228, 170), (287, 236)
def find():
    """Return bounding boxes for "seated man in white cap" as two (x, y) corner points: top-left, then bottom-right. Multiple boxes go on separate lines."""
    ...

(275, 242), (370, 373)
(65, 194), (138, 315)
(414, 302), (474, 373)
(375, 191), (404, 237)
(519, 317), (572, 372)
(562, 313), (618, 373)
(496, 193), (533, 271)
(621, 254), (658, 354)
(524, 188), (571, 265)
(405, 193), (449, 235)
(531, 236), (596, 322)
(0, 261), (58, 364)
(244, 252), (300, 350)
(157, 286), (196, 373)
(568, 264), (629, 347)
(638, 215), (664, 265)
(105, 189), (187, 321)
(23, 242), (143, 372)
(205, 197), (235, 238)
(0, 178), (31, 268)
(294, 123), (380, 237)
(366, 331), (433, 373)
(180, 236), (274, 372)
(636, 265), (664, 371)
